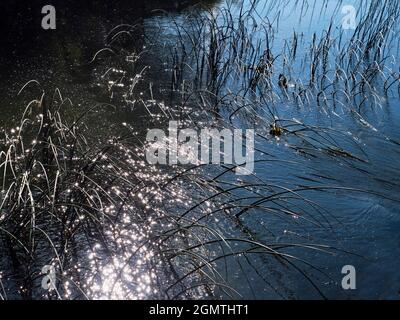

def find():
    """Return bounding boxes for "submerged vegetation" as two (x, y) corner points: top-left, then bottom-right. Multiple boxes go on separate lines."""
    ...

(1, 0), (400, 299)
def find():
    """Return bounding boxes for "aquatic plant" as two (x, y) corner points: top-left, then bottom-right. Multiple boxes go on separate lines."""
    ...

(1, 0), (400, 300)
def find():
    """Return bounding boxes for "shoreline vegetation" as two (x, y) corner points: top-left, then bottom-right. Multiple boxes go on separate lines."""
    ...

(1, 0), (400, 299)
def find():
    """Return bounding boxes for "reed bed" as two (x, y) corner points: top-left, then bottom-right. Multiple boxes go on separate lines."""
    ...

(1, 0), (399, 300)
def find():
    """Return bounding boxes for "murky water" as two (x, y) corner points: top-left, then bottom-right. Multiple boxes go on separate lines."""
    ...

(1, 0), (400, 299)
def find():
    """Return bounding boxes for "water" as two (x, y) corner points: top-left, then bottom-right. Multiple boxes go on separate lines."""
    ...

(0, 0), (400, 299)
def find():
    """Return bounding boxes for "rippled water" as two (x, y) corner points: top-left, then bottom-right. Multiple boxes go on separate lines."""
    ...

(1, 0), (400, 299)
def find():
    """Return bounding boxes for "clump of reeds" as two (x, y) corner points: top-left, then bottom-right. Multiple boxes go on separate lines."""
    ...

(3, 0), (399, 300)
(0, 81), (353, 300)
(168, 0), (400, 116)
